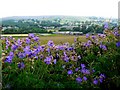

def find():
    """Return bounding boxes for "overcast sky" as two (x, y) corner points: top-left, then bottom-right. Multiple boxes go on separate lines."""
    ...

(0, 0), (119, 18)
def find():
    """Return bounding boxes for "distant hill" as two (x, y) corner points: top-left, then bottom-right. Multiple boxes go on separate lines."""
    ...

(1, 15), (117, 21)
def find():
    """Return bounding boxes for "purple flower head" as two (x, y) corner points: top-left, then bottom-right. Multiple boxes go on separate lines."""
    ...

(64, 56), (69, 62)
(100, 74), (105, 78)
(33, 36), (39, 41)
(86, 34), (90, 38)
(67, 70), (73, 75)
(100, 44), (107, 50)
(113, 31), (120, 37)
(17, 39), (22, 46)
(44, 56), (52, 65)
(84, 42), (90, 47)
(92, 69), (95, 73)
(47, 40), (54, 47)
(91, 36), (96, 39)
(87, 40), (92, 44)
(81, 64), (86, 69)
(76, 77), (82, 83)
(58, 45), (64, 50)
(28, 33), (35, 38)
(18, 52), (26, 59)
(9, 52), (14, 57)
(83, 76), (87, 81)
(85, 69), (90, 74)
(18, 62), (25, 69)
(99, 78), (103, 83)
(23, 46), (31, 55)
(26, 38), (31, 44)
(38, 46), (45, 52)
(116, 42), (120, 47)
(81, 69), (90, 75)
(102, 45), (107, 50)
(67, 47), (73, 51)
(4, 56), (13, 64)
(6, 40), (10, 46)
(93, 79), (98, 85)
(104, 22), (108, 29)
(53, 59), (57, 64)
(75, 68), (79, 72)
(46, 48), (50, 53)
(11, 44), (18, 51)
(24, 46), (30, 51)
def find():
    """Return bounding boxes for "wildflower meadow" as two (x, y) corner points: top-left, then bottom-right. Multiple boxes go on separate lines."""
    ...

(1, 27), (120, 89)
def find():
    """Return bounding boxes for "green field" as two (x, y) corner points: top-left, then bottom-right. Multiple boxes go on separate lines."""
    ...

(39, 35), (87, 45)
(1, 34), (87, 45)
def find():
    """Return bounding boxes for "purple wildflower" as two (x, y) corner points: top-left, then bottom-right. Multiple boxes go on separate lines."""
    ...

(76, 77), (82, 83)
(91, 36), (96, 39)
(53, 59), (57, 64)
(75, 68), (79, 72)
(26, 38), (31, 44)
(6, 40), (10, 46)
(98, 34), (106, 38)
(81, 64), (86, 69)
(46, 48), (50, 53)
(81, 69), (90, 75)
(102, 45), (107, 50)
(28, 33), (35, 38)
(87, 40), (92, 44)
(44, 56), (52, 65)
(67, 70), (73, 75)
(93, 79), (98, 85)
(83, 76), (87, 81)
(17, 39), (22, 46)
(100, 74), (105, 78)
(100, 44), (107, 50)
(4, 56), (13, 63)
(99, 78), (103, 83)
(33, 36), (39, 41)
(18, 62), (25, 69)
(11, 44), (18, 51)
(84, 42), (90, 47)
(9, 52), (14, 57)
(86, 34), (89, 38)
(67, 47), (73, 51)
(116, 42), (120, 47)
(92, 69), (95, 73)
(63, 56), (69, 62)
(113, 31), (120, 36)
(18, 52), (26, 58)
(47, 40), (54, 47)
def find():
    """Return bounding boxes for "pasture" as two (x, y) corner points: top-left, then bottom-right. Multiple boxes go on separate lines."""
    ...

(1, 34), (87, 45)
